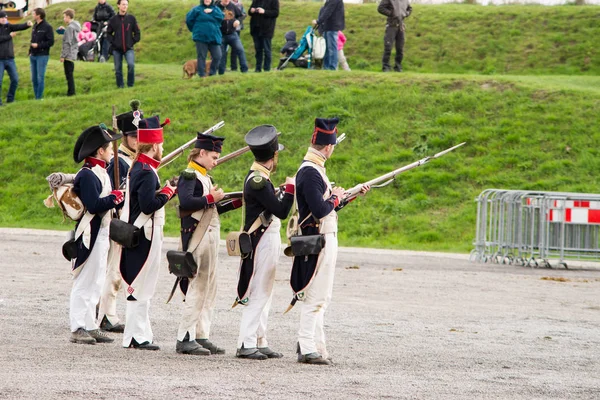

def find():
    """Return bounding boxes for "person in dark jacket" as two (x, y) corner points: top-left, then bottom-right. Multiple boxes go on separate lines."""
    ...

(315, 0), (344, 70)
(0, 10), (32, 106)
(217, 0), (248, 74)
(248, 0), (278, 72)
(377, 0), (412, 72)
(186, 0), (224, 78)
(106, 0), (140, 88)
(29, 8), (54, 100)
(58, 8), (81, 97)
(229, 0), (246, 71)
(92, 0), (115, 62)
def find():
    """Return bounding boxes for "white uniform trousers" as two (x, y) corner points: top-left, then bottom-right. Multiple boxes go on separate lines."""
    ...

(122, 229), (163, 347)
(70, 226), (110, 332)
(97, 240), (123, 326)
(177, 226), (220, 341)
(237, 219), (281, 349)
(298, 232), (338, 358)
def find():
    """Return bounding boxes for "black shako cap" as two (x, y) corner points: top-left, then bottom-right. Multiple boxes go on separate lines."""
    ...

(73, 125), (122, 163)
(244, 125), (284, 162)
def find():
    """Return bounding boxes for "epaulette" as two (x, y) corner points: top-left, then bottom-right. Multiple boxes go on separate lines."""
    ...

(181, 168), (196, 180)
(249, 170), (266, 190)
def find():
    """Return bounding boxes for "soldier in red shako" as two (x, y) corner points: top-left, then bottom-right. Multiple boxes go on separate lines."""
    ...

(119, 115), (176, 350)
(235, 125), (295, 360)
(70, 125), (124, 345)
(291, 117), (369, 365)
(98, 100), (143, 333)
(175, 133), (243, 356)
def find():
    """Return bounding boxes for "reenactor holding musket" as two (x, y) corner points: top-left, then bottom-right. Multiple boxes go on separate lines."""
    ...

(69, 125), (125, 345)
(290, 118), (369, 365)
(234, 125), (295, 360)
(97, 100), (143, 333)
(117, 115), (177, 351)
(173, 133), (243, 356)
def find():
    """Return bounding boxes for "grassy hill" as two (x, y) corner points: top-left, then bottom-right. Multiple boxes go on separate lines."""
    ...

(11, 1), (600, 75)
(2, 1), (600, 253)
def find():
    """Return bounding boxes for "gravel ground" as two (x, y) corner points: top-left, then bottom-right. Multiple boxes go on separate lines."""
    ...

(0, 228), (599, 400)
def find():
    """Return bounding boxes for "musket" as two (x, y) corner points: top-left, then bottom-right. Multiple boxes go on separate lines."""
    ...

(111, 105), (120, 189)
(337, 142), (466, 209)
(158, 121), (225, 170)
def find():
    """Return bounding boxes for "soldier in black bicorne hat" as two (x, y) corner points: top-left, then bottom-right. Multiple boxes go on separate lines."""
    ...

(69, 125), (125, 345)
(174, 132), (243, 356)
(235, 125), (295, 360)
(290, 117), (368, 365)
(98, 100), (143, 334)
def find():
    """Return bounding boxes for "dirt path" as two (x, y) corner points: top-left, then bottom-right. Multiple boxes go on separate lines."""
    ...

(0, 228), (599, 399)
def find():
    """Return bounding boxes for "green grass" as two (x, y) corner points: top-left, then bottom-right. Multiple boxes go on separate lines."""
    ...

(2, 1), (600, 252)
(10, 1), (600, 74)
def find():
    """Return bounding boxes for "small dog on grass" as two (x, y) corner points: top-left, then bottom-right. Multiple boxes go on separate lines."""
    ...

(182, 59), (212, 78)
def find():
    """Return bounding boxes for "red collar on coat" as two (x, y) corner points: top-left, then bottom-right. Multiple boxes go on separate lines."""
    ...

(84, 157), (107, 169)
(137, 153), (160, 169)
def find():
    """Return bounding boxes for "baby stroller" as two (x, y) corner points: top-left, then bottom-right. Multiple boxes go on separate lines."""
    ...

(277, 25), (325, 70)
(77, 21), (108, 62)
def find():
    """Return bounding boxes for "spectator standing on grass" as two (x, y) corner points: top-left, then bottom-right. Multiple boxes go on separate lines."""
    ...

(248, 0), (279, 72)
(0, 10), (32, 106)
(217, 0), (248, 74)
(230, 0), (246, 71)
(186, 0), (224, 78)
(93, 0), (115, 62)
(58, 8), (81, 97)
(107, 0), (140, 88)
(377, 0), (412, 72)
(29, 7), (54, 100)
(315, 0), (344, 71)
(337, 30), (350, 71)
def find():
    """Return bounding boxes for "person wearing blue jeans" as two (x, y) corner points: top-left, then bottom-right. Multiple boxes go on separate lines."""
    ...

(315, 0), (344, 70)
(217, 0), (247, 74)
(28, 8), (54, 100)
(0, 10), (33, 105)
(195, 41), (221, 77)
(113, 49), (135, 88)
(186, 0), (224, 78)
(219, 33), (247, 74)
(106, 0), (140, 88)
(322, 30), (338, 71)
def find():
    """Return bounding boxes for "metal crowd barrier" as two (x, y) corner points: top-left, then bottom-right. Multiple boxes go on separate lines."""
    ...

(470, 189), (600, 268)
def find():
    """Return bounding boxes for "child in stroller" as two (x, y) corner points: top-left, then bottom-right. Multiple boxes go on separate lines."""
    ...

(277, 30), (309, 70)
(77, 21), (108, 62)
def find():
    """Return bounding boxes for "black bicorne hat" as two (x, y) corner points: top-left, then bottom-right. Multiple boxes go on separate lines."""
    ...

(245, 125), (284, 162)
(195, 133), (225, 153)
(73, 124), (122, 163)
(312, 117), (339, 145)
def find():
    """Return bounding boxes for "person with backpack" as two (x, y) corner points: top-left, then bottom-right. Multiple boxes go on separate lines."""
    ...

(69, 124), (125, 345)
(377, 0), (412, 72)
(106, 0), (140, 88)
(234, 125), (295, 360)
(0, 10), (32, 106)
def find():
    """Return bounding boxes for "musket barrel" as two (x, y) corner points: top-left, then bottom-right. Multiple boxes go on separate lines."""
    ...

(158, 121), (225, 170)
